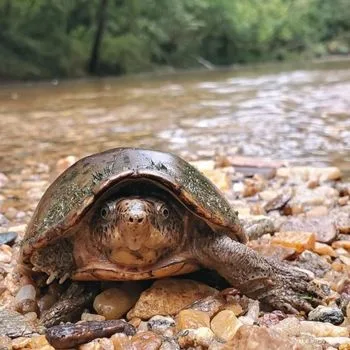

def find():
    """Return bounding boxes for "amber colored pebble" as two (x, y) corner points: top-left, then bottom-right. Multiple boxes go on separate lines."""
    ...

(176, 309), (210, 331)
(111, 333), (133, 350)
(312, 242), (337, 257)
(211, 310), (242, 341)
(272, 231), (316, 253)
(131, 331), (162, 350)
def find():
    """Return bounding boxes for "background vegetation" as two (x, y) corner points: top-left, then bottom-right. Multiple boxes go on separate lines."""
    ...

(1, 0), (350, 80)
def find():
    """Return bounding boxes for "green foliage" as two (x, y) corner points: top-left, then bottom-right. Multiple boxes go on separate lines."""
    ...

(0, 0), (349, 79)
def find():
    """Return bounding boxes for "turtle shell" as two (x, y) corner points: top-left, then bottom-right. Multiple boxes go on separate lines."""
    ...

(21, 148), (246, 264)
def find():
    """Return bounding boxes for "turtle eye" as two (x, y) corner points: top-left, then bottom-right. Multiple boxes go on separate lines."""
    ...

(160, 205), (169, 219)
(100, 205), (110, 219)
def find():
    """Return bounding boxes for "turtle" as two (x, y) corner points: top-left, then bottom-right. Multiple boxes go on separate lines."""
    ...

(20, 147), (326, 323)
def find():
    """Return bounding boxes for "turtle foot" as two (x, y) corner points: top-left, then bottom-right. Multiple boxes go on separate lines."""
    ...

(259, 263), (330, 314)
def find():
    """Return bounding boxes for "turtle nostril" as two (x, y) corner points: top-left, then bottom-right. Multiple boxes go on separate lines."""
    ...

(129, 217), (134, 223)
(137, 217), (144, 223)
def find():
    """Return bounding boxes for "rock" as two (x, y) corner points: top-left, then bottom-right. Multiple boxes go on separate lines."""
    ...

(320, 337), (350, 347)
(238, 300), (259, 326)
(45, 320), (135, 349)
(299, 320), (349, 337)
(0, 173), (9, 188)
(221, 325), (299, 350)
(211, 310), (242, 341)
(332, 241), (350, 249)
(272, 231), (316, 253)
(0, 308), (37, 338)
(11, 337), (31, 349)
(130, 331), (162, 350)
(293, 251), (331, 278)
(177, 327), (215, 348)
(79, 338), (114, 350)
(263, 191), (293, 212)
(15, 284), (37, 314)
(249, 240), (296, 261)
(202, 168), (233, 192)
(0, 244), (12, 264)
(227, 156), (283, 169)
(187, 294), (225, 317)
(338, 196), (349, 206)
(270, 316), (301, 337)
(312, 242), (337, 257)
(329, 208), (350, 234)
(241, 216), (275, 240)
(280, 216), (338, 243)
(127, 279), (217, 320)
(176, 309), (210, 331)
(81, 313), (106, 322)
(276, 167), (341, 182)
(0, 232), (17, 245)
(190, 160), (215, 172)
(306, 206), (329, 217)
(243, 178), (265, 197)
(258, 311), (286, 327)
(0, 214), (9, 226)
(0, 336), (11, 350)
(111, 333), (133, 350)
(147, 315), (175, 337)
(93, 287), (139, 320)
(29, 335), (54, 349)
(159, 338), (180, 350)
(308, 306), (344, 325)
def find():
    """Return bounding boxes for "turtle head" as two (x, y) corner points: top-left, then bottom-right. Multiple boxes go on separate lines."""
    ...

(93, 197), (183, 266)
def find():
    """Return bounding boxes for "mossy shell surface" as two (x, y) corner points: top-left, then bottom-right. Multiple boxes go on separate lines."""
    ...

(21, 148), (246, 264)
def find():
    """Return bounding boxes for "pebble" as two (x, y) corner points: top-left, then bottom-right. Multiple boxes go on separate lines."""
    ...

(258, 311), (286, 327)
(280, 216), (338, 243)
(272, 231), (316, 252)
(271, 316), (301, 337)
(308, 306), (344, 325)
(263, 191), (292, 212)
(332, 241), (350, 249)
(111, 333), (133, 350)
(45, 320), (135, 349)
(127, 279), (217, 320)
(147, 315), (175, 336)
(187, 294), (225, 317)
(0, 214), (9, 227)
(93, 287), (138, 319)
(159, 338), (180, 350)
(294, 251), (331, 278)
(130, 331), (162, 350)
(81, 313), (106, 322)
(249, 240), (296, 261)
(177, 327), (215, 348)
(0, 244), (12, 263)
(238, 300), (259, 326)
(319, 337), (350, 347)
(276, 166), (342, 182)
(176, 309), (210, 331)
(79, 338), (114, 350)
(211, 310), (242, 341)
(222, 325), (300, 350)
(306, 206), (329, 217)
(55, 155), (78, 175)
(299, 320), (349, 337)
(0, 173), (9, 188)
(312, 242), (337, 257)
(0, 336), (11, 350)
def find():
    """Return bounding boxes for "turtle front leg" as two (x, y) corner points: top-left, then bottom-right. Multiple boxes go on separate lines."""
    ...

(193, 235), (328, 313)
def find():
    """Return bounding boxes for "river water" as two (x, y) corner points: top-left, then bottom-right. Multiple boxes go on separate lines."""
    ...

(0, 59), (350, 178)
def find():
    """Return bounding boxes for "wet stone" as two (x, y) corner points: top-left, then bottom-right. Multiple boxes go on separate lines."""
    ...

(45, 320), (135, 349)
(127, 279), (217, 320)
(280, 216), (338, 243)
(293, 251), (331, 278)
(111, 333), (133, 350)
(176, 309), (210, 331)
(177, 327), (215, 349)
(147, 315), (175, 336)
(0, 214), (9, 227)
(299, 320), (349, 337)
(93, 287), (138, 320)
(211, 310), (242, 341)
(130, 331), (162, 350)
(222, 325), (299, 350)
(308, 306), (344, 325)
(272, 231), (316, 253)
(79, 338), (114, 350)
(258, 311), (286, 328)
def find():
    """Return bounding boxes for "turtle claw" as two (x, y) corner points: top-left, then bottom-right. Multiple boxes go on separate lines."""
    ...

(58, 273), (70, 284)
(46, 272), (57, 285)
(260, 263), (329, 314)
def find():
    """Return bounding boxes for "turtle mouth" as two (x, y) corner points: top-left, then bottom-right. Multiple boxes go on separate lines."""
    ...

(109, 246), (161, 267)
(72, 255), (199, 281)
